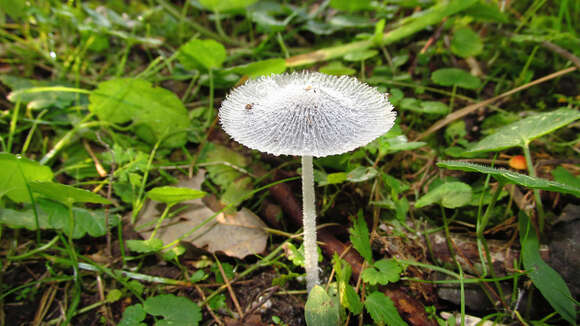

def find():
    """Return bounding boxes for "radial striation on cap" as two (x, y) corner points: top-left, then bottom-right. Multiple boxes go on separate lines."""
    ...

(219, 71), (396, 157)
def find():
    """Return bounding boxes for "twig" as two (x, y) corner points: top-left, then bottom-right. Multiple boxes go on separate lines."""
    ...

(541, 41), (580, 69)
(213, 254), (244, 319)
(195, 285), (224, 326)
(83, 140), (107, 177)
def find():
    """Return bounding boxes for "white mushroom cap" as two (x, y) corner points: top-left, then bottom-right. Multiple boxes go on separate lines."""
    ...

(219, 71), (396, 157)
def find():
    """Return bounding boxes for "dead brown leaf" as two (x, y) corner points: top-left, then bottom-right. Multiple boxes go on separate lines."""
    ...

(135, 171), (267, 259)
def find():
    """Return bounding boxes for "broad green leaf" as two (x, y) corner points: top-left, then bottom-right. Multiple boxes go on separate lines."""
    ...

(0, 153), (53, 203)
(199, 0), (257, 12)
(147, 186), (206, 204)
(364, 292), (408, 326)
(551, 166), (580, 190)
(451, 27), (483, 58)
(319, 61), (356, 76)
(400, 98), (450, 115)
(30, 181), (111, 205)
(464, 1), (508, 22)
(368, 134), (427, 156)
(437, 161), (580, 197)
(118, 304), (146, 326)
(127, 239), (164, 254)
(248, 7), (287, 33)
(211, 262), (235, 283)
(1, 75), (79, 109)
(305, 286), (341, 326)
(202, 143), (249, 189)
(143, 294), (202, 326)
(0, 199), (118, 239)
(106, 289), (123, 303)
(178, 38), (226, 70)
(0, 0), (27, 18)
(89, 78), (190, 148)
(329, 15), (373, 28)
(431, 68), (481, 89)
(349, 213), (372, 262)
(387, 88), (404, 106)
(344, 50), (378, 62)
(467, 108), (580, 153)
(229, 59), (286, 78)
(320, 172), (347, 186)
(0, 208), (50, 230)
(347, 167), (377, 183)
(519, 212), (576, 324)
(220, 177), (252, 208)
(415, 182), (472, 208)
(72, 206), (118, 238)
(329, 0), (371, 12)
(361, 259), (402, 285)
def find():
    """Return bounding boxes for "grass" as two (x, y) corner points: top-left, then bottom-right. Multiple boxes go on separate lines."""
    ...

(1, 0), (579, 325)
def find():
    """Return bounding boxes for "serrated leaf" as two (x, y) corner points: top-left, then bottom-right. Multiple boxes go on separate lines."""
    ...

(305, 286), (341, 326)
(349, 214), (372, 262)
(361, 259), (402, 285)
(451, 27), (483, 58)
(415, 182), (472, 208)
(89, 78), (190, 148)
(147, 186), (206, 204)
(344, 285), (363, 314)
(431, 68), (481, 89)
(364, 292), (407, 326)
(30, 181), (111, 205)
(178, 38), (226, 70)
(0, 153), (54, 203)
(143, 294), (202, 326)
(437, 161), (580, 197)
(467, 108), (580, 153)
(519, 212), (576, 324)
(118, 304), (146, 326)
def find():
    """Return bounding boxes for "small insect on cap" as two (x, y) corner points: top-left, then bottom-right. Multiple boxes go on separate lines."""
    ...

(219, 71), (397, 157)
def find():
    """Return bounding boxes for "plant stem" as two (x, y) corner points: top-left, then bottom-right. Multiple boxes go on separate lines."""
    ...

(149, 203), (174, 240)
(449, 84), (457, 111)
(302, 155), (319, 292)
(522, 142), (545, 231)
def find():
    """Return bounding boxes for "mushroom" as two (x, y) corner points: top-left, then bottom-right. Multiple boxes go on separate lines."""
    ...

(219, 71), (396, 292)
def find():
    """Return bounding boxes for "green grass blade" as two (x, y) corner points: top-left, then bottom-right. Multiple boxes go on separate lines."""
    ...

(437, 161), (580, 197)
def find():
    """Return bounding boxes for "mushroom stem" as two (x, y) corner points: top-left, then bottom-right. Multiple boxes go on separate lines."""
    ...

(301, 155), (319, 292)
